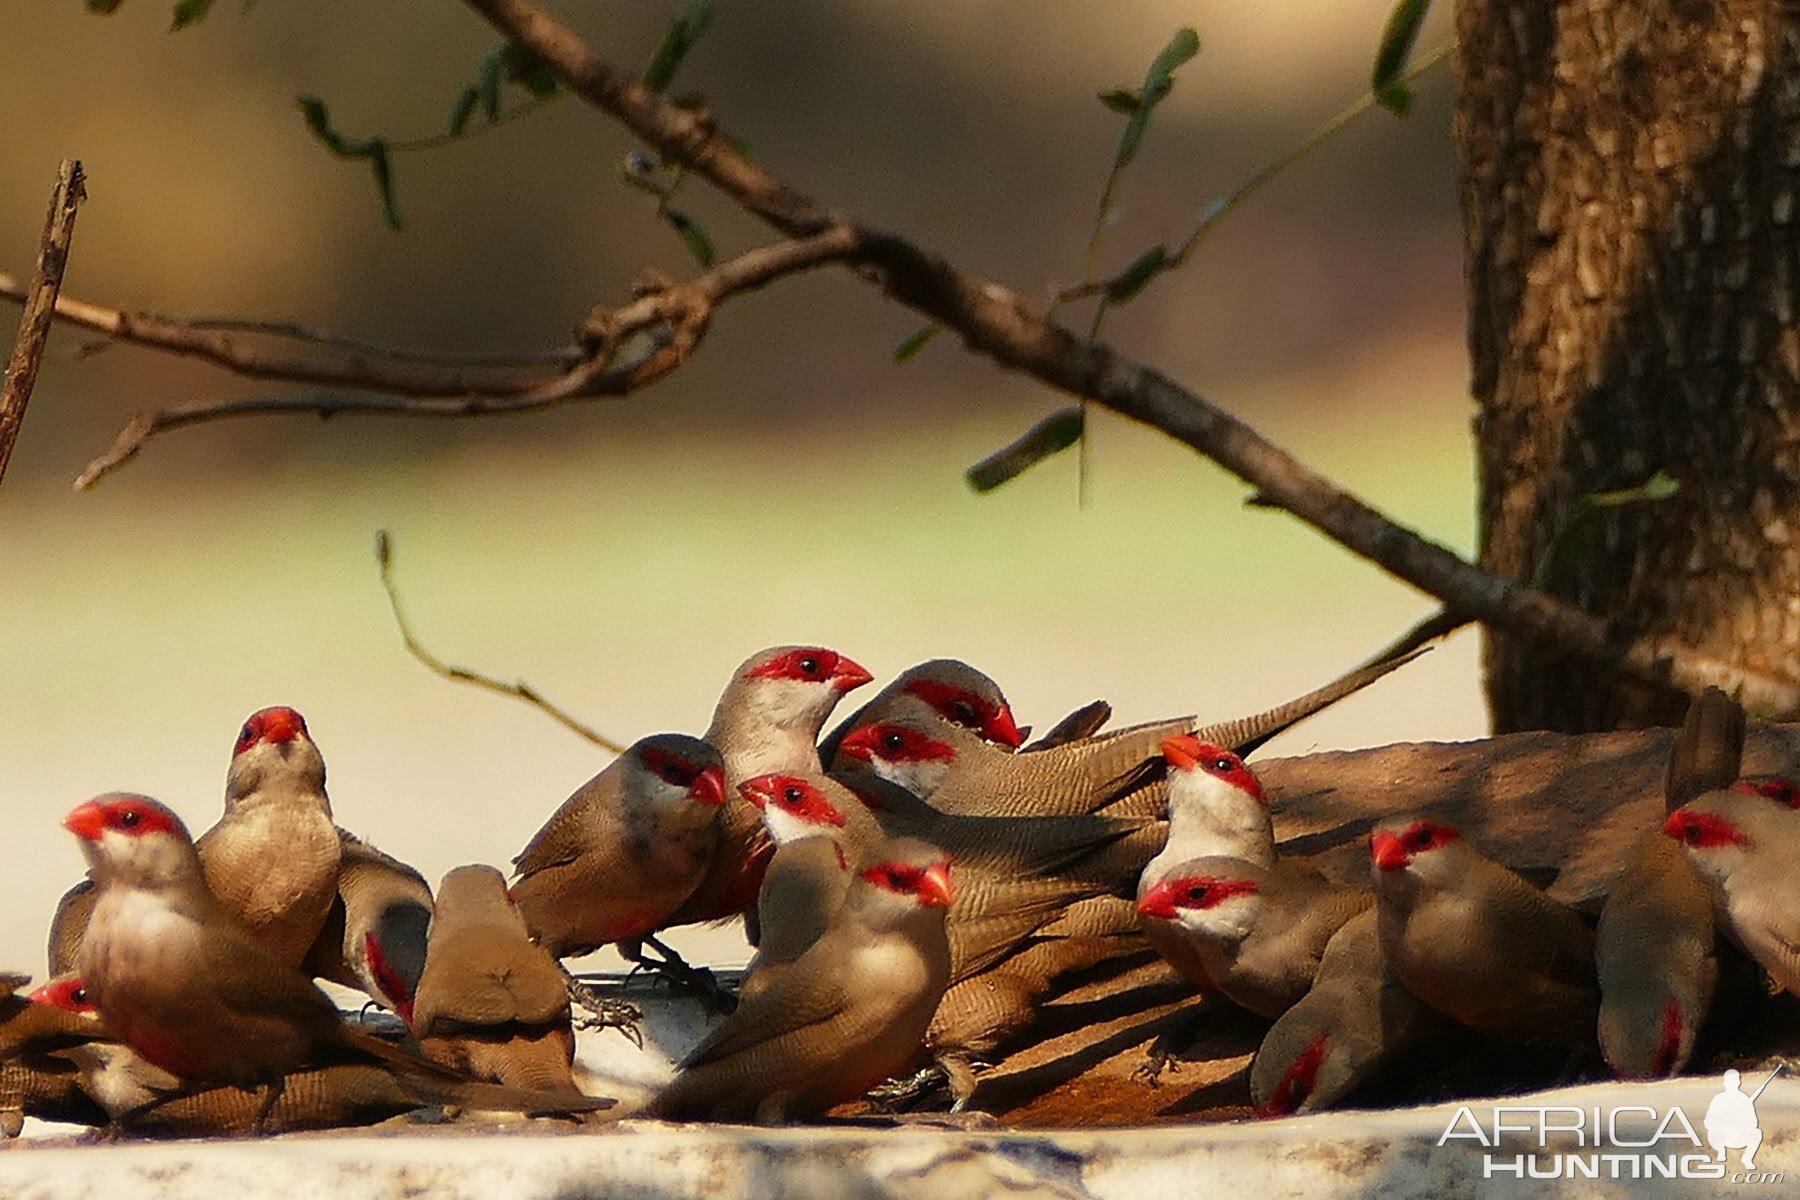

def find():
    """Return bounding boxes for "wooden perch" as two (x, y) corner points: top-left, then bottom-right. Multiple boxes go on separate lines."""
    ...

(0, 160), (85, 490)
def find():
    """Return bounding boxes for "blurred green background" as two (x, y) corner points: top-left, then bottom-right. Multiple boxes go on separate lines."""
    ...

(0, 1), (1476, 973)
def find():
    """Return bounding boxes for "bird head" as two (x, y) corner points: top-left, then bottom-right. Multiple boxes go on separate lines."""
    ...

(834, 719), (959, 799)
(633, 735), (727, 808)
(901, 666), (1023, 749)
(1161, 736), (1267, 806)
(64, 793), (199, 889)
(740, 774), (847, 843)
(726, 646), (873, 738)
(225, 705), (326, 799)
(1369, 818), (1462, 875)
(860, 846), (954, 912)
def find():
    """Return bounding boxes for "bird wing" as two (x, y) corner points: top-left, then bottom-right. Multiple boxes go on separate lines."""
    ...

(680, 951), (853, 1069)
(511, 797), (595, 877)
(197, 915), (343, 1032)
(1023, 701), (1113, 751)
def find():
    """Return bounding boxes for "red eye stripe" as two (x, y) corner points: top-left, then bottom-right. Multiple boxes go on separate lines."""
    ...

(1137, 874), (1258, 919)
(1662, 808), (1749, 849)
(903, 679), (1022, 748)
(64, 796), (185, 842)
(639, 746), (700, 787)
(838, 723), (957, 764)
(29, 976), (94, 1014)
(744, 648), (871, 691)
(1730, 777), (1800, 808)
(1160, 737), (1266, 804)
(739, 774), (846, 825)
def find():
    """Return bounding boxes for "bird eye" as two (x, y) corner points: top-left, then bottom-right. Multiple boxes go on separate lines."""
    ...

(1186, 884), (1208, 902)
(1210, 756), (1234, 772)
(119, 809), (141, 828)
(71, 986), (87, 1005)
(951, 700), (978, 724)
(882, 732), (906, 752)
(782, 786), (804, 806)
(799, 656), (821, 675)
(1407, 827), (1432, 850)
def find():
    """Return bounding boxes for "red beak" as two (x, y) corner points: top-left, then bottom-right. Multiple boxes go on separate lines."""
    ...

(1137, 881), (1179, 920)
(1370, 831), (1410, 872)
(1161, 734), (1202, 771)
(63, 801), (107, 842)
(986, 706), (1025, 749)
(836, 726), (878, 761)
(834, 657), (874, 693)
(737, 776), (774, 811)
(690, 764), (727, 806)
(917, 862), (954, 909)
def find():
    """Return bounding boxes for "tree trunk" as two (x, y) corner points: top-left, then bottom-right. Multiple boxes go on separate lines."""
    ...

(1457, 0), (1800, 732)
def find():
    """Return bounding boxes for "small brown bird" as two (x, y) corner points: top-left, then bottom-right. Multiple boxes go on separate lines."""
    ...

(409, 865), (583, 1096)
(1371, 815), (1598, 1046)
(67, 793), (611, 1127)
(663, 647), (873, 933)
(27, 975), (450, 1134)
(511, 733), (726, 959)
(195, 706), (344, 966)
(1250, 910), (1445, 1116)
(0, 972), (107, 1135)
(1595, 686), (1741, 1078)
(302, 831), (435, 1024)
(651, 838), (954, 1122)
(1137, 856), (1370, 1018)
(1665, 790), (1800, 996)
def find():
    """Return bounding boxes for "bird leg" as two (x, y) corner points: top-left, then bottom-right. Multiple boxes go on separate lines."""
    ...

(864, 1066), (949, 1112)
(618, 937), (738, 1014)
(250, 1073), (288, 1134)
(1132, 1006), (1213, 1088)
(559, 966), (645, 1045)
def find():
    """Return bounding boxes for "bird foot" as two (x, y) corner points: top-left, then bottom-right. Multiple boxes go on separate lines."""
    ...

(564, 975), (646, 1047)
(620, 938), (739, 1015)
(1131, 1049), (1179, 1088)
(864, 1067), (949, 1112)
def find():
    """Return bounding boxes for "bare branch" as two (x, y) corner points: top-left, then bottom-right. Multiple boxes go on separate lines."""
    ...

(373, 529), (627, 755)
(1, 160), (86, 489)
(47, 226), (861, 488)
(462, 0), (1800, 716)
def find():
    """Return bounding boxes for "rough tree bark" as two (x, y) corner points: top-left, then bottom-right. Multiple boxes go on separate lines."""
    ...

(1460, 0), (1800, 732)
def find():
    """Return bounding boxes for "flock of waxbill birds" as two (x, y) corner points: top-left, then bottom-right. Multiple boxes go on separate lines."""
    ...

(3, 643), (1798, 1140)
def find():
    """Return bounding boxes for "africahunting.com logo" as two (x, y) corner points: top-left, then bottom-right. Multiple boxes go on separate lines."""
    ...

(1438, 1067), (1786, 1183)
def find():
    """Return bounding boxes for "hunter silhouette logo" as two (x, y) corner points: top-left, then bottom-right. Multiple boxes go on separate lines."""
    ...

(1705, 1067), (1778, 1172)
(1439, 1064), (1786, 1182)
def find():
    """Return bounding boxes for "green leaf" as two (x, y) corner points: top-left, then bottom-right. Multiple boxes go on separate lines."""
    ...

(966, 408), (1085, 493)
(297, 96), (365, 156)
(501, 44), (560, 99)
(478, 51), (505, 121)
(1106, 244), (1169, 303)
(1371, 0), (1431, 115)
(643, 0), (714, 94)
(1097, 88), (1141, 114)
(1586, 470), (1681, 508)
(171, 0), (215, 29)
(369, 141), (403, 231)
(893, 323), (941, 364)
(1114, 26), (1200, 170)
(663, 208), (714, 267)
(448, 87), (481, 137)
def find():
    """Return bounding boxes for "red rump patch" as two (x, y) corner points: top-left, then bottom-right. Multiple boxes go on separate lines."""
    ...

(1650, 997), (1684, 1078)
(838, 723), (958, 765)
(1662, 808), (1749, 850)
(365, 931), (416, 1028)
(904, 679), (1023, 748)
(1259, 1032), (1328, 1117)
(1162, 737), (1266, 805)
(233, 706), (309, 756)
(1731, 777), (1800, 808)
(745, 648), (871, 692)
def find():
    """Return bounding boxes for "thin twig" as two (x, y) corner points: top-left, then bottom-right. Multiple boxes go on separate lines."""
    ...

(0, 160), (86, 489)
(373, 529), (627, 754)
(54, 226), (860, 488)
